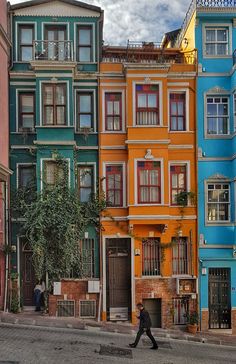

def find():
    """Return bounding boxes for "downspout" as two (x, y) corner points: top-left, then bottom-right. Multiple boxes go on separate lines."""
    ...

(97, 10), (104, 323)
(4, 181), (9, 312)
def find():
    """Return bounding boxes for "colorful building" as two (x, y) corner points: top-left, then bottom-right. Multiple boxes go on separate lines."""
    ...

(179, 0), (236, 333)
(99, 42), (198, 327)
(0, 0), (12, 311)
(9, 0), (103, 317)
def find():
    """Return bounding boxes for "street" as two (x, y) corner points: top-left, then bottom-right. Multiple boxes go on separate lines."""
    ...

(0, 323), (235, 364)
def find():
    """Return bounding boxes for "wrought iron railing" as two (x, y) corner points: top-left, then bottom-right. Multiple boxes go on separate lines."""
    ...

(176, 0), (236, 46)
(233, 49), (236, 65)
(33, 40), (73, 61)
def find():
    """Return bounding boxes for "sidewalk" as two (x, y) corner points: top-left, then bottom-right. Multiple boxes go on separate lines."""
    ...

(0, 311), (235, 347)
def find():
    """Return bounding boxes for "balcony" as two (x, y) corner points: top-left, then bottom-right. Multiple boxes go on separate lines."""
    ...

(33, 40), (73, 62)
(102, 41), (197, 65)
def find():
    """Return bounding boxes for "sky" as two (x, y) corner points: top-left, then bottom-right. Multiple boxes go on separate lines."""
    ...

(9, 0), (191, 45)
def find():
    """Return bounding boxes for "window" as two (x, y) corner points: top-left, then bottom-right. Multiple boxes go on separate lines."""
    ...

(137, 161), (161, 204)
(19, 25), (34, 61)
(106, 165), (123, 207)
(170, 165), (187, 205)
(78, 166), (93, 202)
(43, 84), (67, 125)
(19, 92), (35, 131)
(172, 237), (188, 275)
(105, 93), (122, 131)
(45, 25), (67, 61)
(142, 238), (161, 276)
(205, 27), (229, 56)
(207, 183), (230, 222)
(18, 165), (36, 189)
(43, 161), (67, 186)
(206, 96), (229, 135)
(77, 92), (93, 131)
(169, 93), (186, 131)
(81, 238), (95, 278)
(136, 84), (159, 125)
(77, 25), (92, 62)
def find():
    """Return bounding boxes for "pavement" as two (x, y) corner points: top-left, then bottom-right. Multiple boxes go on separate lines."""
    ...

(0, 310), (235, 348)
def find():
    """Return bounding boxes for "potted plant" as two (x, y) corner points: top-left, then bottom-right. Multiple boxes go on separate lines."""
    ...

(186, 311), (199, 334)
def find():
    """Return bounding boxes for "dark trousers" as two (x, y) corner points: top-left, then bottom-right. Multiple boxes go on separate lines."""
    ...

(34, 289), (41, 311)
(134, 327), (157, 347)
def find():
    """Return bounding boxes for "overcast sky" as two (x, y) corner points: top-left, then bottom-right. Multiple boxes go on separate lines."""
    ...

(9, 0), (191, 45)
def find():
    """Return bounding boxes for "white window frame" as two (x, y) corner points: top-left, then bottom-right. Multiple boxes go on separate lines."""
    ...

(167, 89), (189, 132)
(15, 21), (36, 62)
(132, 81), (163, 127)
(168, 161), (191, 206)
(74, 89), (97, 133)
(203, 23), (232, 58)
(134, 158), (164, 206)
(16, 163), (36, 189)
(204, 94), (230, 138)
(102, 89), (126, 133)
(77, 162), (96, 201)
(39, 80), (70, 126)
(205, 180), (231, 225)
(40, 158), (70, 191)
(74, 22), (96, 63)
(102, 162), (126, 208)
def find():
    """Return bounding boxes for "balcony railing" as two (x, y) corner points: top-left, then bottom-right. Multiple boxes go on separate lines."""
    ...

(176, 0), (236, 46)
(33, 40), (73, 62)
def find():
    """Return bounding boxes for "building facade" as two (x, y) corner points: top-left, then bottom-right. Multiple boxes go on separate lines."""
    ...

(9, 0), (103, 318)
(0, 0), (11, 311)
(179, 0), (236, 333)
(99, 43), (198, 327)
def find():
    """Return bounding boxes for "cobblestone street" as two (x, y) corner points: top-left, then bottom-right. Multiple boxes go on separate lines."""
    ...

(0, 323), (236, 364)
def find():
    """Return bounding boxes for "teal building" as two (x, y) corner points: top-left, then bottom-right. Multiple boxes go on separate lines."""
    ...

(9, 0), (103, 317)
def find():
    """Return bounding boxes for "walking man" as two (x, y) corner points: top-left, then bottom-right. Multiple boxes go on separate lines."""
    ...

(129, 303), (158, 350)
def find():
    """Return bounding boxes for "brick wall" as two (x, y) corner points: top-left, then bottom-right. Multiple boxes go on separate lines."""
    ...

(135, 278), (196, 328)
(232, 309), (236, 335)
(49, 280), (99, 318)
(201, 309), (209, 331)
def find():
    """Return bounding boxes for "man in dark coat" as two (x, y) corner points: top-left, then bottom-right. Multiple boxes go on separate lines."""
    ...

(129, 303), (158, 350)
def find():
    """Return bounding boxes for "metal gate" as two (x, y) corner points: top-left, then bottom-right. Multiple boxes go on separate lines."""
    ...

(106, 238), (131, 321)
(209, 268), (231, 329)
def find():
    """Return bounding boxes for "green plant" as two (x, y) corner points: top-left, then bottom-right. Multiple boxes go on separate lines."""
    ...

(10, 292), (19, 313)
(186, 311), (199, 325)
(175, 191), (195, 207)
(10, 272), (19, 280)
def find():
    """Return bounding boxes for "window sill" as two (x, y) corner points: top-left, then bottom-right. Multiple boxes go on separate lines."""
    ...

(203, 55), (232, 59)
(205, 221), (232, 226)
(106, 206), (127, 209)
(205, 134), (231, 139)
(140, 275), (162, 279)
(172, 275), (194, 278)
(37, 125), (71, 128)
(75, 131), (97, 134)
(169, 130), (190, 133)
(11, 131), (36, 134)
(101, 131), (126, 134)
(131, 125), (163, 128)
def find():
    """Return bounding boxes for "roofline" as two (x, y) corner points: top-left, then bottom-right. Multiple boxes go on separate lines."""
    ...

(10, 0), (102, 14)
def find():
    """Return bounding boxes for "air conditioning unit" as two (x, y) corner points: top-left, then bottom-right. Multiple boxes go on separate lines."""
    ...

(88, 280), (100, 293)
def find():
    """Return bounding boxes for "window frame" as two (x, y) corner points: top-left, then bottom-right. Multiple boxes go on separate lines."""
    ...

(142, 238), (161, 277)
(137, 160), (162, 205)
(205, 95), (230, 137)
(78, 165), (94, 202)
(169, 92), (186, 131)
(76, 91), (94, 132)
(18, 24), (34, 62)
(77, 25), (93, 63)
(103, 162), (126, 208)
(203, 23), (232, 58)
(18, 92), (35, 132)
(105, 92), (122, 132)
(42, 83), (67, 126)
(17, 163), (36, 190)
(172, 237), (189, 276)
(205, 181), (230, 224)
(105, 164), (123, 207)
(170, 164), (187, 206)
(41, 158), (70, 190)
(135, 84), (160, 126)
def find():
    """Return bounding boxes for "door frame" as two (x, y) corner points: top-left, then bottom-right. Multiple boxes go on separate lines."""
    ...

(102, 235), (134, 320)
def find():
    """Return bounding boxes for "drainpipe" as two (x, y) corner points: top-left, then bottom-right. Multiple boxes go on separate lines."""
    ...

(4, 181), (9, 312)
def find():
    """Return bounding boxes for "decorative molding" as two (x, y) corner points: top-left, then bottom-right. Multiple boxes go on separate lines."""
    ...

(33, 141), (76, 146)
(125, 140), (170, 145)
(144, 149), (154, 160)
(233, 18), (236, 28)
(208, 173), (230, 180)
(168, 145), (193, 149)
(206, 86), (229, 94)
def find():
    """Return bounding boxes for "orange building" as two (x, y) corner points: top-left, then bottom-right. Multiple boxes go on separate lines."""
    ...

(99, 42), (198, 328)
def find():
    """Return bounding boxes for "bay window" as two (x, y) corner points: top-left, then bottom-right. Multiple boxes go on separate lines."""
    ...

(170, 165), (187, 205)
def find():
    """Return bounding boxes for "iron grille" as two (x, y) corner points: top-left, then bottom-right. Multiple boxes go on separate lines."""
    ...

(173, 297), (189, 325)
(79, 300), (96, 318)
(57, 300), (75, 317)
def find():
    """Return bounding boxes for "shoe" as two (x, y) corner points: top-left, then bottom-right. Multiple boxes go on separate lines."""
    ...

(129, 343), (136, 348)
(150, 345), (158, 350)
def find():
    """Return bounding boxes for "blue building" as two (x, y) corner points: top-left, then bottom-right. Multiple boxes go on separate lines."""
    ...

(179, 0), (236, 333)
(9, 0), (103, 317)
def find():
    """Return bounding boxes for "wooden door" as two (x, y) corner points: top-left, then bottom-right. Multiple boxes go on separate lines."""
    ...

(106, 238), (131, 320)
(143, 298), (162, 328)
(21, 241), (35, 306)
